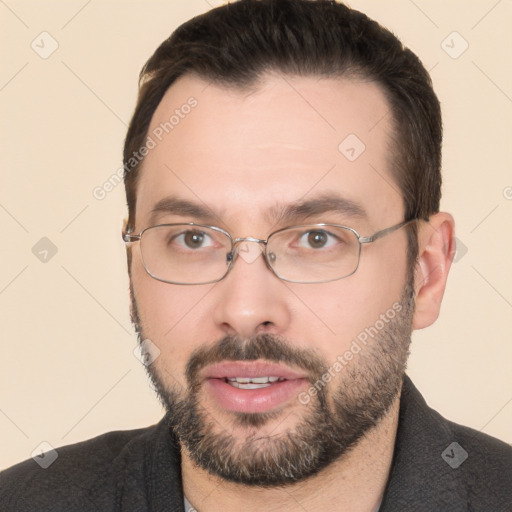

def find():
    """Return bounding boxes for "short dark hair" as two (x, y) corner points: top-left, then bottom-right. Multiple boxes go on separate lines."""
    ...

(123, 0), (442, 266)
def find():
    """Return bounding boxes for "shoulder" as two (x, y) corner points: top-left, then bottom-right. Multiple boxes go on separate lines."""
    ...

(388, 376), (512, 511)
(0, 423), (159, 512)
(444, 415), (512, 498)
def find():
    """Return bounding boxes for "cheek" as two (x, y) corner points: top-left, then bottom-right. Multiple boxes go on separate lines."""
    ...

(131, 256), (212, 368)
(294, 250), (407, 352)
(351, 248), (408, 326)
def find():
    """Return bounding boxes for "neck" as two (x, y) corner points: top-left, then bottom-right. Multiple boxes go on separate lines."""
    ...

(181, 395), (400, 512)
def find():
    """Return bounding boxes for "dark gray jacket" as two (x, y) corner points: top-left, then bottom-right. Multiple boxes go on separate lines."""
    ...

(1, 376), (511, 511)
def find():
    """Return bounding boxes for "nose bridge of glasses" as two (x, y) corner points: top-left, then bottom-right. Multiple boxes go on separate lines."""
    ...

(230, 237), (268, 265)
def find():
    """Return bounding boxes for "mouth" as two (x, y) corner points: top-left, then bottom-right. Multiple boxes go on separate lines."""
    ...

(202, 361), (309, 414)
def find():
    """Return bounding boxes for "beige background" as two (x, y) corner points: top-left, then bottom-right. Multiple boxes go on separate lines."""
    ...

(1, 0), (511, 469)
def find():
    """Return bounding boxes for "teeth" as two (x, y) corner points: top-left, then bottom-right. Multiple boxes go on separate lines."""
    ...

(226, 376), (283, 384)
(224, 376), (285, 389)
(230, 382), (272, 389)
(251, 376), (270, 384)
(229, 377), (251, 383)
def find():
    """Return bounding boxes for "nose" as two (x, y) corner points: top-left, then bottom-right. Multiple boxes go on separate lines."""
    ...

(212, 241), (292, 339)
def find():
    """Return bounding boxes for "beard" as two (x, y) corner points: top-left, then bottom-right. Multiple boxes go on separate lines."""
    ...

(130, 280), (415, 488)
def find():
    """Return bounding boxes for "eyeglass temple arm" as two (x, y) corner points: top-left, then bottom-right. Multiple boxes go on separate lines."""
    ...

(358, 218), (423, 244)
(123, 233), (141, 242)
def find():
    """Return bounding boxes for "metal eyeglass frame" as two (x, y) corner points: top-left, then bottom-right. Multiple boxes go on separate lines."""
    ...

(122, 218), (419, 285)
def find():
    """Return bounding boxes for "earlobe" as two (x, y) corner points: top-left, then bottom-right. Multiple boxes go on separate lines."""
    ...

(412, 213), (455, 330)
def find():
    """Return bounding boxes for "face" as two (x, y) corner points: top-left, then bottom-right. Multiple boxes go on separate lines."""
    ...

(128, 73), (415, 486)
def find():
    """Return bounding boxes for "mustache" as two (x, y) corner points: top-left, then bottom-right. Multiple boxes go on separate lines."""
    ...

(185, 334), (328, 385)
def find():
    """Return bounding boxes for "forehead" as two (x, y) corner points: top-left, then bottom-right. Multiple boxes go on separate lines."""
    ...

(135, 72), (402, 230)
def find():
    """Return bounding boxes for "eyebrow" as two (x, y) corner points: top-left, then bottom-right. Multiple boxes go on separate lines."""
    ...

(148, 193), (367, 227)
(149, 197), (220, 224)
(270, 194), (367, 225)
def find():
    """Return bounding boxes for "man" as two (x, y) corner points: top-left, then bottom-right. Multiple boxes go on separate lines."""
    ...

(1, 0), (511, 510)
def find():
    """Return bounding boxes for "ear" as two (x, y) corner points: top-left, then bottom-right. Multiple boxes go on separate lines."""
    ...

(412, 212), (455, 330)
(121, 217), (133, 274)
(121, 217), (129, 236)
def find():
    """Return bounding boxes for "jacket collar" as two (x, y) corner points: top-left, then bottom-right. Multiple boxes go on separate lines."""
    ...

(379, 375), (468, 511)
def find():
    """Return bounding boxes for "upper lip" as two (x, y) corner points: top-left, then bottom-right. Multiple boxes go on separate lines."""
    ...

(202, 361), (308, 381)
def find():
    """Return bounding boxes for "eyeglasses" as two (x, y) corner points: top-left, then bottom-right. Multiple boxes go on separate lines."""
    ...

(123, 219), (417, 285)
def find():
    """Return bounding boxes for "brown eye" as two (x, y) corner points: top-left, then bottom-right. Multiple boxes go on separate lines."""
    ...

(307, 231), (328, 248)
(170, 230), (215, 250)
(184, 231), (206, 248)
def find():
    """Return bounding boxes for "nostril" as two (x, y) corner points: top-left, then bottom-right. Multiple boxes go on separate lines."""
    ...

(255, 320), (276, 336)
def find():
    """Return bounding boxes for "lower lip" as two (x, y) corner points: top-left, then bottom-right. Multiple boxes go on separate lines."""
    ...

(205, 378), (308, 414)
